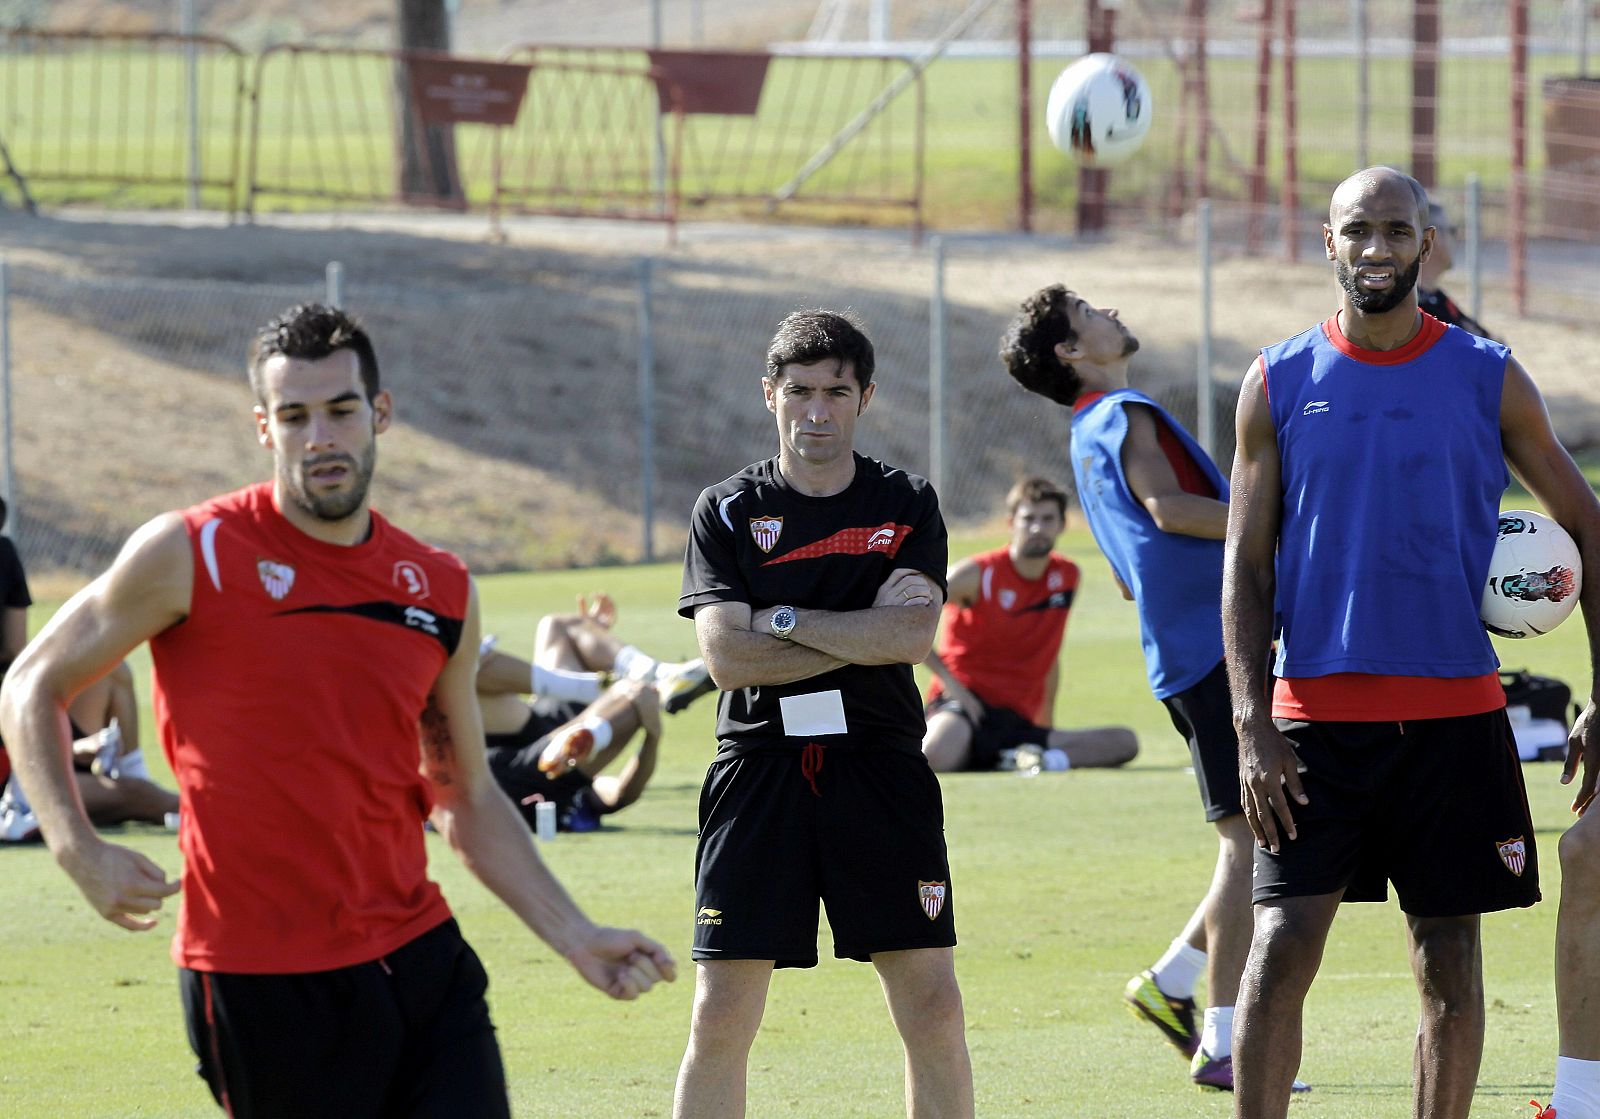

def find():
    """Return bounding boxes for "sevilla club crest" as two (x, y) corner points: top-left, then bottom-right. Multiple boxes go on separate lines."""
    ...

(918, 880), (947, 921)
(750, 516), (783, 553)
(257, 559), (295, 601)
(1496, 836), (1527, 877)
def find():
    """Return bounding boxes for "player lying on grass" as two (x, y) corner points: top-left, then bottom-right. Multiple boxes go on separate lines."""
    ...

(476, 592), (713, 832)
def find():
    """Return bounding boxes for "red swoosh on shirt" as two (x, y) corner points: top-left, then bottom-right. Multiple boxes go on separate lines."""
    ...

(761, 522), (912, 565)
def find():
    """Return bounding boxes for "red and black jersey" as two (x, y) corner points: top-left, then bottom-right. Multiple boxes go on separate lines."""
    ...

(929, 548), (1078, 722)
(679, 453), (948, 758)
(150, 482), (467, 974)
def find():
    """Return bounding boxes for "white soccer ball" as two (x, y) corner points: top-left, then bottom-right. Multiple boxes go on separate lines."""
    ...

(1481, 509), (1583, 639)
(1045, 53), (1153, 167)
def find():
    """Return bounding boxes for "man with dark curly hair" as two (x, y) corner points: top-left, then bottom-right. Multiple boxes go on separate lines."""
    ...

(999, 286), (1305, 1095)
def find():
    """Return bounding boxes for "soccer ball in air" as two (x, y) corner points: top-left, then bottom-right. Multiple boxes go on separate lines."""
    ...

(1480, 509), (1582, 639)
(1045, 53), (1153, 167)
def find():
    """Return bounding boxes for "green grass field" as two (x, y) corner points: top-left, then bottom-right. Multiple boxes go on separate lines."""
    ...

(0, 525), (1585, 1117)
(3, 44), (1593, 228)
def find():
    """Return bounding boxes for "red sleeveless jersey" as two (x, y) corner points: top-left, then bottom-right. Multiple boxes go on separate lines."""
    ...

(150, 483), (467, 973)
(929, 548), (1079, 721)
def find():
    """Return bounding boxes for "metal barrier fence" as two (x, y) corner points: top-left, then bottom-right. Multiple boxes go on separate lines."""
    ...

(246, 44), (687, 231)
(0, 7), (1594, 358)
(489, 57), (684, 231)
(0, 28), (246, 212)
(505, 45), (926, 235)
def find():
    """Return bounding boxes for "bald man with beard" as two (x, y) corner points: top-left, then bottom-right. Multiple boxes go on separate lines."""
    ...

(1223, 166), (1600, 1119)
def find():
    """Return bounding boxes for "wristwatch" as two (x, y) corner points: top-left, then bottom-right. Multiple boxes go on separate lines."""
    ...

(769, 605), (798, 641)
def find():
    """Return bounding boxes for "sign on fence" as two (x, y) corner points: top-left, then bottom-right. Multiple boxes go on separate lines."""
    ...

(407, 59), (532, 127)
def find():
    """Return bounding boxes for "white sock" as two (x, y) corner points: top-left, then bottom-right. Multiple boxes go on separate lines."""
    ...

(1201, 1005), (1234, 1060)
(612, 644), (659, 682)
(2, 775), (30, 813)
(1042, 747), (1071, 772)
(530, 663), (602, 704)
(1151, 939), (1206, 1000)
(115, 748), (152, 782)
(1553, 1055), (1600, 1117)
(576, 716), (613, 752)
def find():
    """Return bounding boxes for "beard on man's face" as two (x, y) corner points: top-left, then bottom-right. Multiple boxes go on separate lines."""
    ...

(282, 441), (376, 523)
(1335, 255), (1422, 314)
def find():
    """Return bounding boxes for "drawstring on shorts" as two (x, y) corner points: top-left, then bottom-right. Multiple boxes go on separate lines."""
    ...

(800, 742), (826, 796)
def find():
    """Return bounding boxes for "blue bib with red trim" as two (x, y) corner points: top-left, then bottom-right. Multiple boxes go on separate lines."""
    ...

(1263, 316), (1510, 679)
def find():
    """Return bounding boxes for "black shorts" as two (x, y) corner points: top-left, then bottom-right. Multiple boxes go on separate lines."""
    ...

(1159, 660), (1245, 822)
(485, 709), (604, 833)
(692, 747), (957, 968)
(924, 694), (1050, 771)
(179, 919), (508, 1119)
(1253, 709), (1541, 917)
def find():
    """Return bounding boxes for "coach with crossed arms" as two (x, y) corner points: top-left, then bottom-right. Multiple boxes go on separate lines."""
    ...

(673, 309), (973, 1118)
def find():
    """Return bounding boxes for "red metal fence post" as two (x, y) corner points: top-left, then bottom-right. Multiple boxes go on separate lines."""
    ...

(1191, 0), (1209, 206)
(1076, 0), (1115, 235)
(1511, 0), (1528, 316)
(1247, 0), (1276, 255)
(1281, 0), (1299, 260)
(1412, 0), (1440, 189)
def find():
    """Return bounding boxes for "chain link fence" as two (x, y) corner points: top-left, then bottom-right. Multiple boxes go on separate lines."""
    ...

(5, 199), (1592, 581)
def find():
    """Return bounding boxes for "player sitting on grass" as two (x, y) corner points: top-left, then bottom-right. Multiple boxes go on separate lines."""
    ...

(476, 593), (712, 832)
(922, 475), (1137, 773)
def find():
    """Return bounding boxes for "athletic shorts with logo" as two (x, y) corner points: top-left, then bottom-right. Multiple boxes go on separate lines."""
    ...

(924, 693), (1050, 771)
(180, 918), (508, 1119)
(1253, 708), (1540, 917)
(1158, 659), (1245, 822)
(692, 747), (956, 968)
(485, 700), (604, 832)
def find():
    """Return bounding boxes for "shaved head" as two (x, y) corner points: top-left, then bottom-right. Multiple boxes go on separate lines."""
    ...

(1329, 166), (1430, 230)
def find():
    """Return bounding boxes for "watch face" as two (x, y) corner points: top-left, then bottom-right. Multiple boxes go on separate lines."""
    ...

(772, 606), (796, 635)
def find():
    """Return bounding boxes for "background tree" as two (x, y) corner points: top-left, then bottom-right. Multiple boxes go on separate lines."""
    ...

(396, 0), (462, 204)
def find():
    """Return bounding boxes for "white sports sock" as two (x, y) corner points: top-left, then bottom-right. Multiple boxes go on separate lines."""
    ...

(612, 644), (659, 682)
(575, 716), (613, 752)
(1151, 939), (1207, 1000)
(2, 775), (30, 813)
(1553, 1055), (1600, 1117)
(115, 748), (152, 782)
(530, 663), (602, 704)
(1201, 1005), (1234, 1060)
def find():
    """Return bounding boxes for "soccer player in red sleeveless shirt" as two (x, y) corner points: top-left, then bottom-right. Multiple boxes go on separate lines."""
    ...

(0, 304), (675, 1118)
(1226, 168), (1600, 1119)
(922, 476), (1137, 772)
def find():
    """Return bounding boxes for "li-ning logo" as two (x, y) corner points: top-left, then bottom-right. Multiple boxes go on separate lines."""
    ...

(696, 906), (724, 926)
(403, 606), (440, 636)
(257, 559), (295, 601)
(1302, 399), (1332, 416)
(866, 528), (898, 551)
(1497, 836), (1527, 877)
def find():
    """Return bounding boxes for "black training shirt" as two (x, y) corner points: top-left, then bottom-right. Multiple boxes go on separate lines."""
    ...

(679, 453), (947, 758)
